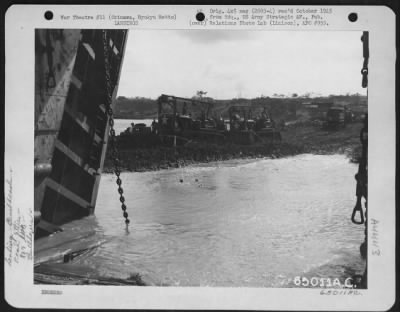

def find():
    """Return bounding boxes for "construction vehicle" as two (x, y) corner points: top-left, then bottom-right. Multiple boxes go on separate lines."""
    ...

(227, 105), (256, 144)
(228, 105), (281, 145)
(157, 94), (226, 145)
(156, 96), (281, 146)
(344, 107), (355, 123)
(324, 106), (346, 129)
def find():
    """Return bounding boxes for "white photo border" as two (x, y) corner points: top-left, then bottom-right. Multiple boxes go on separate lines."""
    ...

(4, 4), (396, 310)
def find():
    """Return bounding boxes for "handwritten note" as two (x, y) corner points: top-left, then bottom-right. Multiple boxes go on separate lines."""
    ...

(4, 167), (34, 266)
(371, 218), (380, 256)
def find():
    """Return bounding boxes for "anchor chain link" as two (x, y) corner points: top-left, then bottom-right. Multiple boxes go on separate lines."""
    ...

(361, 32), (369, 88)
(45, 31), (56, 90)
(348, 31), (369, 289)
(351, 31), (369, 227)
(351, 117), (367, 225)
(102, 30), (130, 226)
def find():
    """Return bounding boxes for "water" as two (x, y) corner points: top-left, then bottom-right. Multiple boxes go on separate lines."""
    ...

(114, 119), (153, 135)
(76, 154), (365, 287)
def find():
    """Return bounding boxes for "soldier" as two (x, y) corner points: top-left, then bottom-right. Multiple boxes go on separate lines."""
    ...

(151, 118), (157, 134)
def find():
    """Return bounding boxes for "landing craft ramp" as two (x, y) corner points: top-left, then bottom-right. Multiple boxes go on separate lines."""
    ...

(34, 29), (128, 236)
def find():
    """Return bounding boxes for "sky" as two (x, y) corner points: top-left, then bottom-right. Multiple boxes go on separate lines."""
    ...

(117, 30), (366, 100)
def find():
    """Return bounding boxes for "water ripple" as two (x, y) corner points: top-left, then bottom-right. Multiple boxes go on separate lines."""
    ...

(89, 154), (365, 287)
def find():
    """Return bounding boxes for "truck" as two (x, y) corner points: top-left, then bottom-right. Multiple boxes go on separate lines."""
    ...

(324, 106), (346, 129)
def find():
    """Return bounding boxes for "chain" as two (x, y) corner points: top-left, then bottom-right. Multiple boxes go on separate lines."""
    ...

(45, 31), (56, 90)
(361, 32), (369, 88)
(351, 32), (369, 226)
(102, 30), (130, 226)
(351, 117), (368, 225)
(350, 33), (369, 288)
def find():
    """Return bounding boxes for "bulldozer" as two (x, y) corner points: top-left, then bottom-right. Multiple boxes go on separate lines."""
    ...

(157, 94), (226, 145)
(228, 105), (281, 145)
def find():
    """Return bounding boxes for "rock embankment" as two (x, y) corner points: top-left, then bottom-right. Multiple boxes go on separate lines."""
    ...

(104, 122), (363, 173)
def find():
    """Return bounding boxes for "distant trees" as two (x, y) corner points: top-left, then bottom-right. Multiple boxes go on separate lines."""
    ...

(196, 90), (207, 99)
(114, 96), (158, 118)
(113, 93), (367, 119)
(192, 90), (215, 102)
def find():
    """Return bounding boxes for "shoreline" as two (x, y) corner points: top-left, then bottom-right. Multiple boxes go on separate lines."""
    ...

(36, 123), (363, 286)
(104, 123), (362, 173)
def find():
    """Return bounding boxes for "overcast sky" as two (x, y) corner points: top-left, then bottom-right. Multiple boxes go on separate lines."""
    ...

(117, 30), (366, 99)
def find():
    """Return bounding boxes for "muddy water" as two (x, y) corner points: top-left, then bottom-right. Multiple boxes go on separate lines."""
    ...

(80, 154), (365, 287)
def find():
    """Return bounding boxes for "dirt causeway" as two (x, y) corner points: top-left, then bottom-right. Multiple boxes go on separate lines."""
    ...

(104, 122), (363, 173)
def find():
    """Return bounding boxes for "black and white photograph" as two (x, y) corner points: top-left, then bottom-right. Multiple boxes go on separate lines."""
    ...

(4, 4), (396, 310)
(33, 28), (369, 288)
